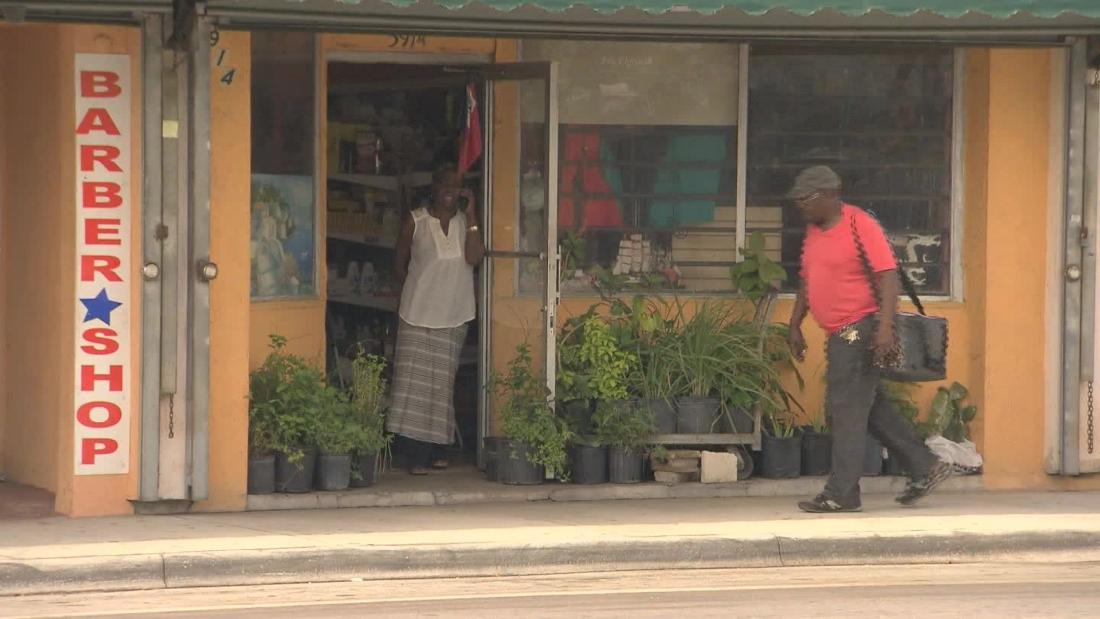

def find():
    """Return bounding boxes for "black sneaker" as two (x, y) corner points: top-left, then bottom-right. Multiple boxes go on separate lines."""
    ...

(896, 460), (952, 506)
(797, 493), (862, 513)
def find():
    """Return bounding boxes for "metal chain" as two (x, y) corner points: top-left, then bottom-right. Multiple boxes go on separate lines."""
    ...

(168, 394), (176, 440)
(1088, 380), (1095, 455)
(850, 212), (901, 368)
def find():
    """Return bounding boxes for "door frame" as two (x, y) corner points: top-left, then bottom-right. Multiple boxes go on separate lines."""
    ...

(478, 62), (559, 468)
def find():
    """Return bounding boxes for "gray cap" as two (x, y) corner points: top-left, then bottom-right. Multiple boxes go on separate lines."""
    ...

(788, 165), (841, 198)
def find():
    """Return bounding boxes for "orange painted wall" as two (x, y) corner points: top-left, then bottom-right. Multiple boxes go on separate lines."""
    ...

(0, 28), (10, 479)
(0, 24), (142, 516)
(197, 30), (253, 512)
(979, 49), (1098, 490)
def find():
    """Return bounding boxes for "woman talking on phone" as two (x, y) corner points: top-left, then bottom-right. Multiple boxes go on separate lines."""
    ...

(387, 163), (484, 475)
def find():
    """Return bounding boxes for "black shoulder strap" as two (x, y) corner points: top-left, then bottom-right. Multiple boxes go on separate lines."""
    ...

(850, 209), (926, 317)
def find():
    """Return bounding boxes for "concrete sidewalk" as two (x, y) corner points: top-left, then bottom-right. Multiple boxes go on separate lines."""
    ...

(2, 490), (1099, 596)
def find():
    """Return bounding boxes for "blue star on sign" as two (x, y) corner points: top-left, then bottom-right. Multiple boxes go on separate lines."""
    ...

(80, 289), (123, 325)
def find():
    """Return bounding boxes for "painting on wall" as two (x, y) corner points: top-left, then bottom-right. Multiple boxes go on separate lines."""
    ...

(251, 174), (316, 299)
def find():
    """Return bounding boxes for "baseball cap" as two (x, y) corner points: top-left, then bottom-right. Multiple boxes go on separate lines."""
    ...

(788, 165), (842, 199)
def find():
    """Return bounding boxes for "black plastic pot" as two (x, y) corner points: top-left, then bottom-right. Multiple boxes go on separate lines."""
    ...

(760, 433), (802, 479)
(608, 447), (644, 483)
(643, 399), (677, 435)
(274, 447), (317, 493)
(676, 396), (720, 434)
(800, 430), (832, 476)
(718, 408), (755, 434)
(571, 444), (609, 484)
(317, 454), (351, 491)
(482, 437), (506, 482)
(864, 435), (884, 477)
(247, 454), (275, 495)
(350, 452), (380, 488)
(498, 440), (545, 485)
(883, 450), (908, 477)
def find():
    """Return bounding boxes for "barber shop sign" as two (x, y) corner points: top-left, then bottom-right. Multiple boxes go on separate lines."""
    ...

(73, 54), (131, 475)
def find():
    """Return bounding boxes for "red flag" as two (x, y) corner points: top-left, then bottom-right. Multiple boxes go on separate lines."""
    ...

(457, 83), (482, 176)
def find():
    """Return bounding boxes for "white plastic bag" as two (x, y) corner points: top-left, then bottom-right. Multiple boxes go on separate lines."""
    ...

(925, 435), (983, 473)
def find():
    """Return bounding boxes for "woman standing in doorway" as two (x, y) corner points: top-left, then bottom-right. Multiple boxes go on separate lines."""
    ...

(388, 164), (484, 475)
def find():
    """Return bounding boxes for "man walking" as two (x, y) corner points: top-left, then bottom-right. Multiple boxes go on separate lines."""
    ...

(787, 165), (951, 513)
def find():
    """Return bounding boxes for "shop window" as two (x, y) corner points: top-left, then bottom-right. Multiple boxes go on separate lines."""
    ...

(746, 47), (956, 295)
(250, 32), (317, 300)
(523, 40), (742, 294)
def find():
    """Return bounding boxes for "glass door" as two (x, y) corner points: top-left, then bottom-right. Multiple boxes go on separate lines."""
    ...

(478, 63), (558, 465)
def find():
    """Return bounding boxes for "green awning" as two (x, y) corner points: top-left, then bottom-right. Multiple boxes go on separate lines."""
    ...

(364, 1), (1100, 18)
(206, 0), (1100, 37)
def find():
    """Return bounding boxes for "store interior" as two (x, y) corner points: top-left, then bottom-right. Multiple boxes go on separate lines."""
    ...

(323, 62), (484, 469)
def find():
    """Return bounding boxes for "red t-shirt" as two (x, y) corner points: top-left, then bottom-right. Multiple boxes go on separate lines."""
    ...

(800, 204), (897, 333)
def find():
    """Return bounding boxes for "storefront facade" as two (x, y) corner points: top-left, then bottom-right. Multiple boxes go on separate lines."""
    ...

(3, 1), (1100, 516)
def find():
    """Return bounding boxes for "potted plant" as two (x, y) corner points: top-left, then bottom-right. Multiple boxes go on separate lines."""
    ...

(348, 349), (391, 487)
(568, 315), (640, 484)
(314, 386), (356, 491)
(250, 335), (324, 494)
(800, 410), (831, 476)
(593, 398), (655, 483)
(668, 301), (737, 434)
(930, 381), (978, 442)
(246, 373), (279, 495)
(556, 307), (598, 437)
(760, 408), (802, 479)
(619, 296), (678, 435)
(490, 342), (573, 485)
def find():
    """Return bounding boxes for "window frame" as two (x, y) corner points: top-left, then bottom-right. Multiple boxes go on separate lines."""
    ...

(739, 44), (966, 302)
(542, 41), (966, 301)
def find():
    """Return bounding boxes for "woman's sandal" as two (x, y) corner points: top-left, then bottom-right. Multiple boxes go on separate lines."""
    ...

(410, 466), (430, 476)
(431, 458), (450, 470)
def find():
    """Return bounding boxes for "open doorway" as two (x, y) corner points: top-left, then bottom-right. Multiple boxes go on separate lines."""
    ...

(324, 61), (484, 475)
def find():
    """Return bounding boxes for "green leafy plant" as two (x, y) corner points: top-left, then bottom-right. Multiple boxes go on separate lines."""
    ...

(578, 315), (638, 402)
(593, 399), (656, 452)
(766, 407), (800, 438)
(248, 334), (326, 463)
(930, 381), (978, 442)
(490, 342), (574, 477)
(805, 409), (829, 434)
(313, 387), (357, 456)
(560, 230), (587, 274)
(730, 232), (788, 308)
(349, 349), (392, 456)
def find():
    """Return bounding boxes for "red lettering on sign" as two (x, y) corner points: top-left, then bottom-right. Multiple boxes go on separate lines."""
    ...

(80, 362), (124, 391)
(79, 145), (122, 173)
(81, 328), (120, 355)
(76, 108), (121, 136)
(80, 255), (122, 282)
(80, 364), (123, 392)
(76, 402), (123, 428)
(84, 219), (122, 245)
(80, 438), (119, 465)
(82, 182), (123, 209)
(80, 71), (122, 98)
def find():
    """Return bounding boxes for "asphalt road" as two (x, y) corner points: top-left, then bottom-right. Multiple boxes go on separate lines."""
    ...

(5, 562), (1099, 618)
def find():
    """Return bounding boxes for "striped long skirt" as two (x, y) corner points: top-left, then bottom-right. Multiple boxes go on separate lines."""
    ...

(386, 320), (469, 445)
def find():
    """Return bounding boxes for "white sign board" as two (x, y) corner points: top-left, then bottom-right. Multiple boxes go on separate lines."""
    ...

(73, 54), (132, 475)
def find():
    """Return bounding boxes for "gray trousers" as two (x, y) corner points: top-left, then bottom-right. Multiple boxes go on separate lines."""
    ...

(823, 317), (939, 505)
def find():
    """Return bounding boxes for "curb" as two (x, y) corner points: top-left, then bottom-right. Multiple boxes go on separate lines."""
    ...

(245, 475), (984, 512)
(4, 529), (1099, 596)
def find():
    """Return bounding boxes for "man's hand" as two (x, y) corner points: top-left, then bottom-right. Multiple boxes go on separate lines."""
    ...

(788, 324), (807, 362)
(871, 322), (897, 367)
